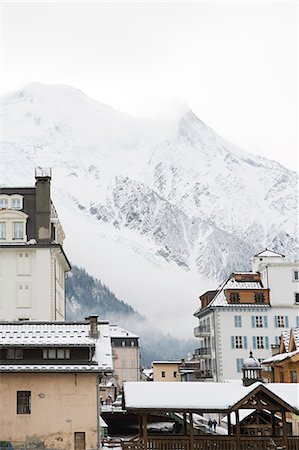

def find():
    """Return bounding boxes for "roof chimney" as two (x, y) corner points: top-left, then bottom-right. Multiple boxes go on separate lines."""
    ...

(35, 167), (52, 243)
(86, 315), (99, 338)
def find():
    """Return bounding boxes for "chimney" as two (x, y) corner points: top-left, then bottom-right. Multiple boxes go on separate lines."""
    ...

(87, 315), (99, 338)
(35, 167), (52, 243)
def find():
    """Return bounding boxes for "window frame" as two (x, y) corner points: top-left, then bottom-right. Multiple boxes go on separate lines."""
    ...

(17, 391), (31, 414)
(293, 270), (299, 282)
(0, 222), (6, 240)
(43, 348), (71, 359)
(13, 221), (24, 240)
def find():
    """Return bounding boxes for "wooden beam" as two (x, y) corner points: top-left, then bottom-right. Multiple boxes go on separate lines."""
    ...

(282, 411), (288, 448)
(142, 414), (148, 446)
(235, 410), (241, 449)
(227, 413), (231, 436)
(189, 413), (194, 449)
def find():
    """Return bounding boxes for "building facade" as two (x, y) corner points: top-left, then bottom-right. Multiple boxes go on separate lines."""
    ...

(0, 168), (71, 321)
(0, 317), (113, 449)
(194, 250), (299, 381)
(152, 361), (181, 381)
(110, 325), (140, 389)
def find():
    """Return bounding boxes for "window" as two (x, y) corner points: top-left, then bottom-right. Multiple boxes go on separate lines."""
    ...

(251, 316), (268, 328)
(43, 348), (70, 359)
(0, 198), (8, 209)
(295, 293), (299, 304)
(279, 371), (284, 383)
(17, 391), (31, 414)
(161, 371), (166, 378)
(254, 293), (265, 303)
(234, 316), (242, 327)
(229, 292), (240, 303)
(7, 348), (23, 359)
(275, 336), (281, 346)
(290, 371), (298, 383)
(293, 270), (299, 282)
(13, 222), (24, 240)
(11, 197), (22, 210)
(231, 336), (247, 349)
(0, 222), (6, 239)
(121, 341), (125, 347)
(130, 341), (135, 347)
(275, 316), (289, 328)
(296, 316), (299, 327)
(236, 358), (244, 373)
(173, 371), (177, 378)
(253, 336), (269, 350)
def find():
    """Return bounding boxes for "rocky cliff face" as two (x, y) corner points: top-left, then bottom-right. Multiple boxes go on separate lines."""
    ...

(1, 83), (297, 334)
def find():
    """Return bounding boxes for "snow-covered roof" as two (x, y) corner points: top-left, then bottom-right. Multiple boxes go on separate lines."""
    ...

(0, 364), (100, 373)
(281, 328), (299, 352)
(109, 325), (139, 339)
(152, 361), (181, 365)
(262, 349), (299, 365)
(253, 249), (285, 258)
(123, 381), (299, 412)
(196, 273), (268, 310)
(0, 321), (113, 371)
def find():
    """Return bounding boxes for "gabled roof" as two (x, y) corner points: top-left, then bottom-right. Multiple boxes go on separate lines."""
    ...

(262, 349), (299, 365)
(123, 381), (299, 413)
(253, 249), (285, 258)
(280, 328), (299, 353)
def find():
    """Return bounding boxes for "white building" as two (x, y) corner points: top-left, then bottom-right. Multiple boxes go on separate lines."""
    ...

(193, 250), (299, 381)
(0, 168), (71, 321)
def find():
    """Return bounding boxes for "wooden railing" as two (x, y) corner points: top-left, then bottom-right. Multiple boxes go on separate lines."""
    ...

(122, 436), (299, 450)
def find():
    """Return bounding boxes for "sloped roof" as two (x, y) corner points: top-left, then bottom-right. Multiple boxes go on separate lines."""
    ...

(109, 325), (139, 339)
(123, 381), (299, 412)
(0, 321), (113, 371)
(280, 328), (299, 353)
(253, 249), (285, 258)
(194, 273), (268, 312)
(262, 349), (299, 365)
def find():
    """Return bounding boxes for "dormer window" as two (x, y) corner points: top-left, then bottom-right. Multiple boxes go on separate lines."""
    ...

(13, 222), (24, 240)
(11, 196), (23, 210)
(0, 197), (9, 209)
(0, 222), (6, 240)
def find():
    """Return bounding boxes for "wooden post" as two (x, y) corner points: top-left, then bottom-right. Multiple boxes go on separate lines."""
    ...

(189, 413), (194, 449)
(282, 411), (288, 448)
(138, 415), (142, 439)
(235, 410), (241, 450)
(183, 413), (187, 435)
(142, 414), (148, 448)
(227, 413), (231, 436)
(271, 411), (275, 437)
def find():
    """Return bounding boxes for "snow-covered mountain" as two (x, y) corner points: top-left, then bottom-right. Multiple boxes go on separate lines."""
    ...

(1, 83), (298, 336)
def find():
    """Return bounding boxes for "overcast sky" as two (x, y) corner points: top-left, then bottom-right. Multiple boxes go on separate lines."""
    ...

(1, 1), (298, 170)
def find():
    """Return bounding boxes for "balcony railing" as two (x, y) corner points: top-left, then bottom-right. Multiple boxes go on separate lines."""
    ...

(194, 325), (211, 337)
(194, 347), (211, 357)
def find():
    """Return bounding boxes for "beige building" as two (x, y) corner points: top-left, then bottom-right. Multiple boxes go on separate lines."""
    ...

(0, 318), (113, 449)
(0, 168), (70, 321)
(110, 325), (140, 390)
(152, 361), (181, 382)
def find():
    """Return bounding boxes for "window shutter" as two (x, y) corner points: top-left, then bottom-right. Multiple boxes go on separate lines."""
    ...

(251, 316), (255, 328)
(275, 316), (278, 327)
(231, 336), (235, 349)
(265, 336), (269, 349)
(253, 336), (257, 350)
(263, 316), (268, 328)
(234, 316), (237, 327)
(244, 336), (248, 349)
(285, 316), (289, 328)
(296, 316), (299, 327)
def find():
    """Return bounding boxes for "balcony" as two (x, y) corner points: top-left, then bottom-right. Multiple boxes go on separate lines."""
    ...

(193, 325), (211, 337)
(194, 347), (211, 358)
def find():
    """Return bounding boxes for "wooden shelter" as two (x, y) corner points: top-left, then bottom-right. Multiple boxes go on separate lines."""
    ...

(122, 381), (299, 450)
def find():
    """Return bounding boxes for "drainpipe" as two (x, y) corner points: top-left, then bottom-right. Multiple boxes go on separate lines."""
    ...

(97, 373), (101, 449)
